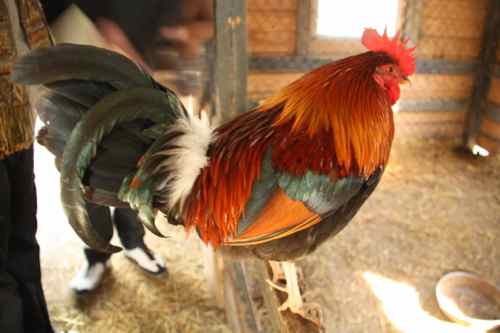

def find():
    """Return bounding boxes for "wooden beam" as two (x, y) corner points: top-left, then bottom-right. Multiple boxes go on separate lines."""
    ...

(463, 0), (500, 148)
(223, 260), (261, 333)
(295, 0), (311, 56)
(213, 0), (247, 121)
(249, 56), (478, 74)
(210, 2), (262, 332)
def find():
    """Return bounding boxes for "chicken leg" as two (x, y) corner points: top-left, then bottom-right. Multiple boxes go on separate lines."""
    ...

(267, 261), (322, 326)
(268, 261), (304, 312)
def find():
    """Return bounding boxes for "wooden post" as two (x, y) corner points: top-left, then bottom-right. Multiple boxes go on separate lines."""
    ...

(205, 2), (321, 332)
(223, 260), (261, 333)
(213, 0), (247, 121)
(296, 0), (312, 56)
(207, 2), (260, 332)
(463, 0), (500, 149)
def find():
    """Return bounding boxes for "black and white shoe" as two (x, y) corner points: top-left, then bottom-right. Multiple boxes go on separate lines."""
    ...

(124, 245), (167, 276)
(69, 261), (109, 294)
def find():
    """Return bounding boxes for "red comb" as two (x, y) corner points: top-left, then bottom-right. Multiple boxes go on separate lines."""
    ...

(361, 28), (416, 76)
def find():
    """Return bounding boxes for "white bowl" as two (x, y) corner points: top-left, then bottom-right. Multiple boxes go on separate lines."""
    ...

(436, 271), (500, 331)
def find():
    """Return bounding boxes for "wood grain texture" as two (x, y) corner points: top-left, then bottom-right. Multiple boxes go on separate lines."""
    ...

(249, 31), (296, 55)
(479, 116), (500, 141)
(399, 74), (474, 100)
(487, 78), (500, 104)
(248, 12), (296, 32)
(395, 111), (466, 138)
(416, 37), (483, 60)
(248, 72), (304, 101)
(247, 0), (297, 11)
(214, 0), (247, 120)
(247, 0), (297, 55)
(422, 0), (489, 21)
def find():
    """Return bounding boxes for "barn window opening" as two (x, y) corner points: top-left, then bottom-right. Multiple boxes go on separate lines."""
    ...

(316, 0), (400, 38)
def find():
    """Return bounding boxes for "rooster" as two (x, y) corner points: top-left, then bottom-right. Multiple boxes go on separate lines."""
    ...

(12, 28), (415, 319)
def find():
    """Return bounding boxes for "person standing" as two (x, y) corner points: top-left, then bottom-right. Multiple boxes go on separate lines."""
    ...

(0, 0), (54, 332)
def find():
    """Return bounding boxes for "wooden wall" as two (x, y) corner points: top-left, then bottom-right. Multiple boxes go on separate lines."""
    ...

(247, 0), (297, 55)
(246, 0), (491, 139)
(417, 0), (487, 61)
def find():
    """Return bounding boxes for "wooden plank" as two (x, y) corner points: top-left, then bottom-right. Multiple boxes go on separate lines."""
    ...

(247, 12), (296, 32)
(497, 39), (500, 62)
(295, 0), (311, 56)
(422, 0), (488, 21)
(395, 111), (466, 138)
(211, 3), (258, 332)
(223, 260), (261, 333)
(398, 99), (469, 112)
(397, 122), (464, 138)
(308, 38), (365, 57)
(420, 17), (485, 39)
(249, 56), (478, 74)
(213, 0), (247, 122)
(247, 8), (296, 55)
(253, 261), (282, 333)
(249, 31), (296, 55)
(417, 37), (483, 60)
(399, 74), (474, 100)
(487, 77), (500, 104)
(463, 0), (500, 148)
(247, 72), (303, 101)
(479, 116), (500, 140)
(484, 102), (500, 122)
(395, 110), (466, 124)
(247, 0), (297, 11)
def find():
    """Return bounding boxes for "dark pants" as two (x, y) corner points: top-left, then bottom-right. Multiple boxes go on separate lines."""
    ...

(84, 203), (145, 264)
(0, 147), (54, 333)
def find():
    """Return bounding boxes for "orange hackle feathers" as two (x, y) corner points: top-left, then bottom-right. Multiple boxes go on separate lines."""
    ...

(261, 52), (395, 178)
(361, 28), (416, 76)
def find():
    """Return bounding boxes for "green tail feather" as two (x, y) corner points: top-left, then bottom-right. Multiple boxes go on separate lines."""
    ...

(12, 44), (152, 89)
(60, 88), (179, 252)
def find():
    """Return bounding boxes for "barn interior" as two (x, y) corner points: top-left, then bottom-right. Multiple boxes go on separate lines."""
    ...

(31, 0), (500, 332)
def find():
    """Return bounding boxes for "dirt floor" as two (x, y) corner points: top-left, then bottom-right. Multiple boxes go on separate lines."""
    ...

(35, 134), (500, 333)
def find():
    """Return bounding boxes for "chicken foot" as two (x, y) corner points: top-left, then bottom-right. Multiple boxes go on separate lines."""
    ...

(266, 261), (322, 327)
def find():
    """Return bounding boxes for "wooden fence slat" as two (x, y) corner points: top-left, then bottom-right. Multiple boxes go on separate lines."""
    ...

(214, 0), (247, 121)
(463, 0), (500, 148)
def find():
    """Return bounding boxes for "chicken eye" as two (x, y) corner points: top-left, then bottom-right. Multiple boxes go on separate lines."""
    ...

(388, 66), (394, 73)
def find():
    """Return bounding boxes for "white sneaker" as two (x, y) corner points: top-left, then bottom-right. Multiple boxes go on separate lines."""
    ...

(124, 246), (167, 275)
(69, 261), (108, 294)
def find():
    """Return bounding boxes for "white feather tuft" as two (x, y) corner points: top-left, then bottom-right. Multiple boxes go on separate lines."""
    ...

(161, 112), (213, 210)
